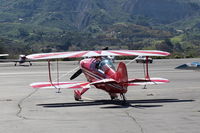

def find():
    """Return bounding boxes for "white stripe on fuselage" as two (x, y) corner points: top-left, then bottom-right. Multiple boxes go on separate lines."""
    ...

(82, 67), (103, 80)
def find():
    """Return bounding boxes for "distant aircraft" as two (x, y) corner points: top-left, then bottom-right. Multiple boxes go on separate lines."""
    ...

(0, 54), (32, 66)
(175, 62), (200, 70)
(27, 50), (170, 102)
(0, 54), (9, 57)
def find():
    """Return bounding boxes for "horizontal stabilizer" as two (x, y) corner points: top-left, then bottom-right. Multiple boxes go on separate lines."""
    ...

(90, 79), (116, 85)
(30, 81), (90, 89)
(128, 78), (169, 86)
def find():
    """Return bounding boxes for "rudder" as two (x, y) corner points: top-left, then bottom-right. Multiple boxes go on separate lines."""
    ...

(115, 62), (128, 83)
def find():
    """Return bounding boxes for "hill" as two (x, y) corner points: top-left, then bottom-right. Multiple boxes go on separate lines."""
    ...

(1, 0), (200, 57)
(1, 0), (200, 30)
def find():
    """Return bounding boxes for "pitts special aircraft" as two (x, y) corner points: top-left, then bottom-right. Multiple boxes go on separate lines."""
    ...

(27, 50), (170, 102)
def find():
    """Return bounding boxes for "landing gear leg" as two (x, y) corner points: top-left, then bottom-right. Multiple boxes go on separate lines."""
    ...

(143, 85), (147, 89)
(74, 88), (90, 101)
(120, 93), (127, 104)
(56, 88), (61, 93)
(74, 90), (81, 101)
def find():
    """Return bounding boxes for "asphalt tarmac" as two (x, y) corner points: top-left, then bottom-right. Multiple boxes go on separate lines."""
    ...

(0, 58), (200, 133)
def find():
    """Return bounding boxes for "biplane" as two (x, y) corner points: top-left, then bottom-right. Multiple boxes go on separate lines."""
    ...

(0, 54), (9, 57)
(27, 50), (170, 102)
(0, 54), (32, 66)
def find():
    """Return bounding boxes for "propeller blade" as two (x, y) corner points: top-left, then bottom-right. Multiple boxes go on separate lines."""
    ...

(70, 69), (82, 80)
(102, 47), (109, 50)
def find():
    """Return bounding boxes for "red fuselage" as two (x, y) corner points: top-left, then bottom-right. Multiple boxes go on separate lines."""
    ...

(80, 58), (127, 94)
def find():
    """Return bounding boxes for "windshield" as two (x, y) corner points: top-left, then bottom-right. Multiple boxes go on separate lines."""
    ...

(98, 59), (115, 71)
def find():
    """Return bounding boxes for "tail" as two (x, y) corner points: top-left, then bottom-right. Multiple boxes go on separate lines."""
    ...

(115, 62), (128, 83)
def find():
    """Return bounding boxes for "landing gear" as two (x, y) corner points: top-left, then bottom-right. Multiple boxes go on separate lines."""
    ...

(143, 85), (147, 89)
(109, 93), (127, 104)
(56, 88), (61, 93)
(109, 93), (118, 100)
(74, 88), (90, 101)
(120, 93), (127, 104)
(74, 90), (81, 101)
(29, 61), (32, 66)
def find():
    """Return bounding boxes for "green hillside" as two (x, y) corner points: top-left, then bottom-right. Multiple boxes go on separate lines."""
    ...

(1, 0), (200, 57)
(1, 0), (200, 29)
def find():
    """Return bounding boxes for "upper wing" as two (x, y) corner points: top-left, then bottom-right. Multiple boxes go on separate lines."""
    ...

(26, 50), (170, 60)
(30, 79), (115, 89)
(30, 81), (90, 89)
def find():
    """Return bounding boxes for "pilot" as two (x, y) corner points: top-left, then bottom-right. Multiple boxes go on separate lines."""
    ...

(95, 57), (102, 69)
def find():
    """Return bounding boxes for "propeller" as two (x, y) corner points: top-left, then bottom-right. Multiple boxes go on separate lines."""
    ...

(70, 46), (109, 80)
(102, 47), (109, 50)
(70, 69), (82, 80)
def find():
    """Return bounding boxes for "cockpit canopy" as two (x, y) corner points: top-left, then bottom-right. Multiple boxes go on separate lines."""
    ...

(98, 58), (115, 71)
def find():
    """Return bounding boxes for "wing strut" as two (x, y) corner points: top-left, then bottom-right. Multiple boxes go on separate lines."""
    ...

(145, 56), (150, 80)
(48, 60), (52, 82)
(142, 56), (150, 89)
(56, 59), (61, 93)
(48, 60), (61, 92)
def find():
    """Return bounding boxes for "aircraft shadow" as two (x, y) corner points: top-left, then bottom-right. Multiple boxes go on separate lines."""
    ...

(18, 64), (31, 67)
(37, 99), (194, 109)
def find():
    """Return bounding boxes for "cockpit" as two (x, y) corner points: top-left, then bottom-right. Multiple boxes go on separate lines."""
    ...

(96, 58), (116, 72)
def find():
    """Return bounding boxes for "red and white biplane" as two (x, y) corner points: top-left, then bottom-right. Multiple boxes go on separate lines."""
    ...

(27, 50), (170, 102)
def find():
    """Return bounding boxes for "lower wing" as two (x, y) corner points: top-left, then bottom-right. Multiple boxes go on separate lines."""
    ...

(30, 81), (90, 89)
(30, 77), (169, 89)
(128, 77), (169, 86)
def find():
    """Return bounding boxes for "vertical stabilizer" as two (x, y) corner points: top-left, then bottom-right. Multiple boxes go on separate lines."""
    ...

(115, 62), (128, 83)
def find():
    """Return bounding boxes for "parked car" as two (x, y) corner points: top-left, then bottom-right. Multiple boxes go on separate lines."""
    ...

(136, 56), (153, 63)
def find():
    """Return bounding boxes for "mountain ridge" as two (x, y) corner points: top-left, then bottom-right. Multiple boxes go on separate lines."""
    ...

(1, 0), (200, 30)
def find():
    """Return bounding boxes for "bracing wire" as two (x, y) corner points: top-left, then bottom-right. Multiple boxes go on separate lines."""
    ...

(125, 56), (157, 88)
(125, 56), (139, 66)
(48, 60), (80, 92)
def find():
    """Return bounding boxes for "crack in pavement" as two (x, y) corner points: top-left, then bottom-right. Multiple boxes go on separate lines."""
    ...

(15, 88), (78, 122)
(125, 111), (144, 133)
(16, 88), (39, 120)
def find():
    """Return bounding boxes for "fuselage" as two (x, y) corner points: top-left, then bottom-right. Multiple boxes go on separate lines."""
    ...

(18, 55), (26, 64)
(80, 58), (127, 94)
